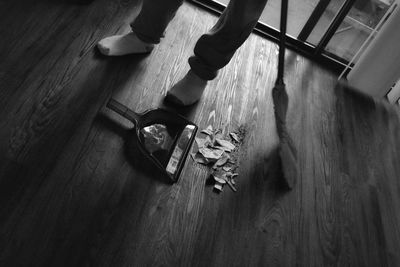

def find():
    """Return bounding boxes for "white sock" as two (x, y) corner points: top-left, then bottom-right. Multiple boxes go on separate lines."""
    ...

(97, 32), (154, 56)
(165, 71), (208, 106)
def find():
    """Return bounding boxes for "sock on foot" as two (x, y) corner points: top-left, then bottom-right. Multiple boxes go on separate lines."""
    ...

(97, 32), (154, 56)
(165, 71), (208, 106)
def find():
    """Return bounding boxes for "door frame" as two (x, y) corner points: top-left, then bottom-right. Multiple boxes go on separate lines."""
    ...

(188, 0), (356, 74)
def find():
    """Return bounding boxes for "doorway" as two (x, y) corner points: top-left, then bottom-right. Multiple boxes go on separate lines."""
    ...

(189, 0), (395, 73)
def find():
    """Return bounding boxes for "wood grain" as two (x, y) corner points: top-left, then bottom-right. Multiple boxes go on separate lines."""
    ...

(1, 0), (400, 266)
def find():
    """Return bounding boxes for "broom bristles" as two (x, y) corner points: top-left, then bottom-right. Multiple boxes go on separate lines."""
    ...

(272, 84), (298, 189)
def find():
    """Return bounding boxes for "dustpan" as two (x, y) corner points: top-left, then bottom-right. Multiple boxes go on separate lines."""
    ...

(272, 0), (298, 189)
(107, 99), (198, 183)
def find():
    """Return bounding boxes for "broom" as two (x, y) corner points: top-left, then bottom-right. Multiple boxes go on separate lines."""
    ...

(272, 0), (298, 189)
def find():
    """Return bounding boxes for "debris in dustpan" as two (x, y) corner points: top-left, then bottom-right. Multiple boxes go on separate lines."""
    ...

(191, 124), (247, 193)
(106, 99), (198, 183)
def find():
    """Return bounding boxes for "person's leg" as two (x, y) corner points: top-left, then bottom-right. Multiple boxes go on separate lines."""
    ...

(131, 0), (184, 44)
(166, 0), (269, 106)
(98, 0), (184, 56)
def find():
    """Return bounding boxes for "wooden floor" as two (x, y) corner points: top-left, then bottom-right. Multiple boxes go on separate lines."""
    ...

(1, 0), (400, 266)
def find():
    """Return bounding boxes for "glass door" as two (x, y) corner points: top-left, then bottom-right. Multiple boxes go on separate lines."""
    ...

(322, 0), (395, 61)
(189, 0), (396, 73)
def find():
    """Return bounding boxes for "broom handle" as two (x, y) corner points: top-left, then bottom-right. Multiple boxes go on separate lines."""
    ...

(277, 0), (288, 85)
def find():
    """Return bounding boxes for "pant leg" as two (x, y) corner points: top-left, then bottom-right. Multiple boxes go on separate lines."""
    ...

(189, 0), (269, 80)
(131, 0), (184, 44)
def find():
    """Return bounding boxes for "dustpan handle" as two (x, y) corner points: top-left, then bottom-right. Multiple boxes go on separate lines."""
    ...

(277, 0), (288, 85)
(107, 98), (140, 125)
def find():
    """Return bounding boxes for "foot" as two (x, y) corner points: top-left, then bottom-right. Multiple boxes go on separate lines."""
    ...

(165, 71), (208, 106)
(97, 32), (154, 56)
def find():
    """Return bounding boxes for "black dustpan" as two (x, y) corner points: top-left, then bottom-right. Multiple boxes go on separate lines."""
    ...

(107, 98), (198, 183)
(272, 0), (298, 189)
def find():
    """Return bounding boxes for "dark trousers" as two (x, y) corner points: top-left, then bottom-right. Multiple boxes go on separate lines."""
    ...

(131, 0), (269, 80)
